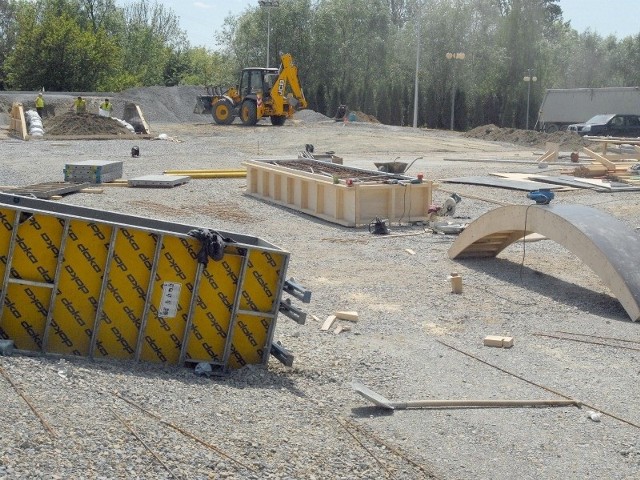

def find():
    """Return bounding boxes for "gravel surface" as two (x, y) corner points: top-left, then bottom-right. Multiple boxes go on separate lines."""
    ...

(1, 111), (640, 479)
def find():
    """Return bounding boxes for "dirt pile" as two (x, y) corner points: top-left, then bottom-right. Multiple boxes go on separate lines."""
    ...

(464, 124), (592, 150)
(43, 112), (132, 135)
(293, 109), (331, 123)
(350, 110), (380, 123)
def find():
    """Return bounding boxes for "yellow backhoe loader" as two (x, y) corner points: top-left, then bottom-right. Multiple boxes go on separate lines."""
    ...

(196, 53), (307, 126)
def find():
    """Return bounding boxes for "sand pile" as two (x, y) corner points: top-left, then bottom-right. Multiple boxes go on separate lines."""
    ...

(43, 112), (132, 135)
(293, 109), (331, 123)
(464, 124), (593, 150)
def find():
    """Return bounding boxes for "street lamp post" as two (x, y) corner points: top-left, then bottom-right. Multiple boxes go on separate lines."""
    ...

(445, 52), (465, 131)
(258, 0), (280, 68)
(413, 21), (421, 128)
(523, 69), (537, 130)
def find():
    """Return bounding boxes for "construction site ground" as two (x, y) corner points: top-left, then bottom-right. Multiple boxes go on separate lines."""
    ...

(1, 89), (640, 479)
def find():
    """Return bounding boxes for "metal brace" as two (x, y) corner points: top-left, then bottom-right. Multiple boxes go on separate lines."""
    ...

(279, 298), (306, 324)
(283, 277), (312, 303)
(270, 342), (294, 367)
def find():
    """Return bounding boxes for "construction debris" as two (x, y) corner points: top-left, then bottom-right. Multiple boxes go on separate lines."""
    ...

(321, 315), (337, 331)
(448, 273), (463, 294)
(483, 335), (514, 348)
(335, 311), (359, 322)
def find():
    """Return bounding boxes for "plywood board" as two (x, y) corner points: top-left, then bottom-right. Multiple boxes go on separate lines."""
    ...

(441, 176), (563, 191)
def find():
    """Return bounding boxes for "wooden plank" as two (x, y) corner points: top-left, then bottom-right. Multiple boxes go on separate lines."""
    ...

(582, 147), (616, 170)
(537, 142), (559, 164)
(10, 103), (28, 141)
(441, 176), (564, 191)
(135, 105), (150, 134)
(335, 311), (359, 322)
(334, 325), (351, 335)
(43, 134), (152, 141)
(321, 315), (337, 331)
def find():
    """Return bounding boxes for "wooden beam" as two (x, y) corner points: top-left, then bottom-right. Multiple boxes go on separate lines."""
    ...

(582, 147), (616, 170)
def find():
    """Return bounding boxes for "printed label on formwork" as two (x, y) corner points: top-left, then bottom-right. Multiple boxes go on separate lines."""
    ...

(140, 236), (199, 364)
(159, 282), (181, 318)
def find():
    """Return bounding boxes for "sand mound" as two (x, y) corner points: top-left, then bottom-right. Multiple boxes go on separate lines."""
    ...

(293, 109), (331, 123)
(350, 110), (380, 123)
(464, 124), (592, 150)
(44, 112), (132, 135)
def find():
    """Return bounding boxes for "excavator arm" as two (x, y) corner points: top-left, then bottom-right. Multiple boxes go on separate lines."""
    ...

(269, 53), (308, 117)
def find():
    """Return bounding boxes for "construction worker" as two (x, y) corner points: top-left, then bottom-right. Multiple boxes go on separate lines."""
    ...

(35, 92), (45, 118)
(99, 98), (113, 117)
(73, 96), (87, 114)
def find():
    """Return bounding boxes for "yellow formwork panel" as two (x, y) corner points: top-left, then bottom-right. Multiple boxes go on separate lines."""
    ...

(240, 250), (286, 313)
(49, 220), (113, 356)
(96, 228), (159, 360)
(13, 214), (63, 283)
(185, 253), (243, 363)
(0, 193), (299, 370)
(1, 284), (50, 351)
(229, 314), (273, 369)
(140, 236), (200, 364)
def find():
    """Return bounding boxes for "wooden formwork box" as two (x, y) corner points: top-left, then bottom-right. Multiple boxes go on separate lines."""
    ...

(244, 160), (434, 227)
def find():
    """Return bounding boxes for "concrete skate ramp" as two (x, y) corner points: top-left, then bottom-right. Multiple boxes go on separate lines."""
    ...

(448, 204), (640, 322)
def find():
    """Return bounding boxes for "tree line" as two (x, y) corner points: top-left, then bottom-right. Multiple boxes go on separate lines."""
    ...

(2, 0), (639, 130)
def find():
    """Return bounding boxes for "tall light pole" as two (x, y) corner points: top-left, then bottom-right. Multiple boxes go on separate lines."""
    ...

(258, 0), (280, 68)
(523, 69), (537, 130)
(413, 20), (421, 128)
(445, 52), (465, 131)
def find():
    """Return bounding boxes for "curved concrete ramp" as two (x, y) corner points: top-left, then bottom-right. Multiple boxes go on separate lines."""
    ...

(448, 204), (640, 322)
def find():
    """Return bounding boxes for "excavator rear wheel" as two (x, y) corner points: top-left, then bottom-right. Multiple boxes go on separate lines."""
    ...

(270, 115), (286, 126)
(212, 99), (235, 125)
(240, 100), (258, 126)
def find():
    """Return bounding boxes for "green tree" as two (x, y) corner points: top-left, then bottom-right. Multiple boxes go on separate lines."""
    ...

(5, 1), (120, 90)
(0, 0), (21, 89)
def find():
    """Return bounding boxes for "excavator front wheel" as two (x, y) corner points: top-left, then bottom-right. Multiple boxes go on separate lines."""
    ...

(212, 99), (235, 125)
(240, 100), (258, 126)
(270, 115), (286, 126)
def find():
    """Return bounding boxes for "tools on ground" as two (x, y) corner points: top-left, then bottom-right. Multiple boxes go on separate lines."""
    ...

(429, 192), (462, 219)
(352, 381), (580, 411)
(375, 156), (423, 174)
(368, 217), (390, 235)
(527, 189), (554, 204)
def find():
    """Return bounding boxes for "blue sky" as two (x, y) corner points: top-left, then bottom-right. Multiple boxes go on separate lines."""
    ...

(116, 1), (640, 50)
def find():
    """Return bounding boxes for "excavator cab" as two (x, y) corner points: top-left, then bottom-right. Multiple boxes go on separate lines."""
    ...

(239, 68), (278, 97)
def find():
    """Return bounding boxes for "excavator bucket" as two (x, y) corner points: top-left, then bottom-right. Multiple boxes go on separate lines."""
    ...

(194, 95), (214, 114)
